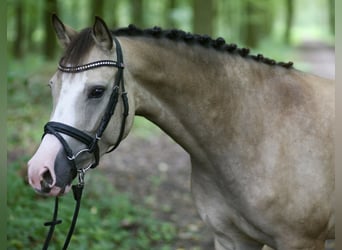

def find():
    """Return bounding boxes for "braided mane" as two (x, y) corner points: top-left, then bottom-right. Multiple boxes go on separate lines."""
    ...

(61, 24), (294, 69)
(113, 24), (294, 69)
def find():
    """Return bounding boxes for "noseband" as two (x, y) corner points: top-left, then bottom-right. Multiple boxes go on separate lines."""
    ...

(43, 37), (128, 175)
(41, 37), (129, 250)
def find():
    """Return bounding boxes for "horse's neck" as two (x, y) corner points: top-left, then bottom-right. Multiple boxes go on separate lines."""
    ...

(121, 36), (268, 159)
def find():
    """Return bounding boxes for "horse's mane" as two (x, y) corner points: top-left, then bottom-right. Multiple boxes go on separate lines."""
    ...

(113, 25), (294, 69)
(61, 25), (294, 69)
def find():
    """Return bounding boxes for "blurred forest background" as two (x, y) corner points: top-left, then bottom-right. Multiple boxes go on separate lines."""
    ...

(7, 0), (335, 60)
(7, 0), (335, 249)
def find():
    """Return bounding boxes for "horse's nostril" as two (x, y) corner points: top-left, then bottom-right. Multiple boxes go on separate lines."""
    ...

(42, 170), (53, 184)
(40, 180), (52, 193)
(40, 169), (53, 193)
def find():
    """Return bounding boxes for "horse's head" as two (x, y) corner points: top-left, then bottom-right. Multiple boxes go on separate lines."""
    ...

(28, 15), (134, 196)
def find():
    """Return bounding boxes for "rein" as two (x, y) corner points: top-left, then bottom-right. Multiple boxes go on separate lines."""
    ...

(42, 37), (128, 249)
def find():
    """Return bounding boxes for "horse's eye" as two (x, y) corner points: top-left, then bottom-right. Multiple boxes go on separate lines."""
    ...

(88, 86), (106, 99)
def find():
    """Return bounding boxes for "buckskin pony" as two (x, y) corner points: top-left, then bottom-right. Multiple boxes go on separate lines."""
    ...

(28, 15), (334, 250)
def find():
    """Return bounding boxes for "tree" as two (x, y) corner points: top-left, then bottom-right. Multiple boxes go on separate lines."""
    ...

(91, 0), (105, 19)
(284, 0), (294, 44)
(328, 0), (334, 35)
(240, 0), (274, 48)
(43, 0), (58, 60)
(242, 0), (259, 48)
(165, 0), (177, 28)
(102, 1), (118, 28)
(131, 0), (144, 27)
(26, 1), (40, 54)
(13, 1), (24, 58)
(193, 0), (215, 35)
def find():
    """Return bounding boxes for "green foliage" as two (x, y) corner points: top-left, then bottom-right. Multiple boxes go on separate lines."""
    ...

(7, 157), (176, 250)
(7, 55), (53, 152)
(7, 0), (334, 60)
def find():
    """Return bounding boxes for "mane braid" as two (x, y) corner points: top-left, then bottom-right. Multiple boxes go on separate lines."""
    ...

(113, 25), (294, 69)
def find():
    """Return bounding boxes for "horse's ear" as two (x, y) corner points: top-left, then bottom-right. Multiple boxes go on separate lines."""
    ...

(51, 14), (78, 48)
(92, 16), (113, 51)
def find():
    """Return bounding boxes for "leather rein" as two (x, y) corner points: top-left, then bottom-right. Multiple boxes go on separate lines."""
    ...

(42, 37), (128, 249)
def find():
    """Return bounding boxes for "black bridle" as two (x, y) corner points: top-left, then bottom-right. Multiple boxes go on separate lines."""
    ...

(44, 37), (128, 173)
(42, 37), (129, 249)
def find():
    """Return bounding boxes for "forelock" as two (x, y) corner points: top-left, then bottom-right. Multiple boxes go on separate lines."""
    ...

(60, 28), (95, 66)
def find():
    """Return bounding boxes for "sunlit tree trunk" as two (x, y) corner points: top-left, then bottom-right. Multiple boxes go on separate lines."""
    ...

(284, 0), (294, 44)
(193, 0), (215, 35)
(44, 0), (58, 60)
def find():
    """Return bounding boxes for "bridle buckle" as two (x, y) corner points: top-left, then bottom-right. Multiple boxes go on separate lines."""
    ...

(66, 148), (91, 161)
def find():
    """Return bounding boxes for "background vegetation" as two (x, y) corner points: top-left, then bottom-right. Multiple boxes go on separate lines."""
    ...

(7, 0), (334, 60)
(7, 0), (334, 249)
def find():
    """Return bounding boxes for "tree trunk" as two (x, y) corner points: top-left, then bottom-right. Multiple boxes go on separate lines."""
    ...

(242, 1), (259, 48)
(240, 0), (274, 48)
(13, 3), (24, 58)
(284, 0), (294, 44)
(193, 0), (214, 35)
(91, 0), (105, 18)
(26, 2), (40, 54)
(166, 0), (177, 28)
(131, 0), (144, 27)
(44, 0), (58, 60)
(328, 0), (334, 35)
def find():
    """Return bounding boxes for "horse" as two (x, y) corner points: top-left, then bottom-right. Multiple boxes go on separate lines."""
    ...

(28, 15), (334, 250)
